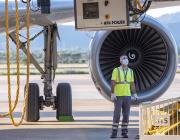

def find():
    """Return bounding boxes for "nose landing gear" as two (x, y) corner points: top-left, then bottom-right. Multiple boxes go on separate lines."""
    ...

(9, 23), (73, 122)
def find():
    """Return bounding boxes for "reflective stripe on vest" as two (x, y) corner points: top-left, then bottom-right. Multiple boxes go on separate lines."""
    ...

(115, 67), (132, 84)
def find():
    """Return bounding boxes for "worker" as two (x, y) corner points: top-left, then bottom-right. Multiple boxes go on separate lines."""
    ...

(110, 54), (138, 138)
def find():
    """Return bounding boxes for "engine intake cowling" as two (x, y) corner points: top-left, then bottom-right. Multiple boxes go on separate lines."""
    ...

(89, 16), (177, 104)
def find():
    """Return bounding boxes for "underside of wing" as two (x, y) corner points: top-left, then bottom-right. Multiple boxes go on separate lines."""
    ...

(150, 0), (180, 9)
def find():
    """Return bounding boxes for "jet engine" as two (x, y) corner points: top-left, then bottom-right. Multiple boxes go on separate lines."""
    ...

(89, 16), (177, 104)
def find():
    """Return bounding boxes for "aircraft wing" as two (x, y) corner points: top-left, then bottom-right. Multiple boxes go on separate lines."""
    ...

(0, 1), (74, 33)
(150, 0), (180, 9)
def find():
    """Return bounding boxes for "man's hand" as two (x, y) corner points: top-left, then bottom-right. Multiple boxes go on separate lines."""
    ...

(111, 93), (117, 101)
(131, 93), (138, 101)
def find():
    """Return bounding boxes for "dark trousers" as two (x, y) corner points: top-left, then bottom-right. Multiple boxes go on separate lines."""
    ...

(112, 96), (131, 134)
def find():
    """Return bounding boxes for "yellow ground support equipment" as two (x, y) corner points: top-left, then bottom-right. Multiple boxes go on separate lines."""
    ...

(140, 98), (180, 137)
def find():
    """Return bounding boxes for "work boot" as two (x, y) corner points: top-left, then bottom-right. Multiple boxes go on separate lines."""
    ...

(121, 129), (128, 138)
(135, 134), (140, 139)
(121, 133), (128, 138)
(110, 129), (117, 138)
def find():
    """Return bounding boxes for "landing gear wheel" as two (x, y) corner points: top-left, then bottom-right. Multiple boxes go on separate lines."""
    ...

(56, 83), (73, 121)
(24, 83), (40, 122)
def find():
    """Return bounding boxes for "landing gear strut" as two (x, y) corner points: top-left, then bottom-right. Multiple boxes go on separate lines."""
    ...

(9, 23), (73, 122)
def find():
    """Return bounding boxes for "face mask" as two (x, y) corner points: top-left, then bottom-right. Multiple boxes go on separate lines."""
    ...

(122, 59), (129, 65)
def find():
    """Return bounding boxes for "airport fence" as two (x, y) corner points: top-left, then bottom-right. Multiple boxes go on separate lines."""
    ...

(140, 97), (180, 140)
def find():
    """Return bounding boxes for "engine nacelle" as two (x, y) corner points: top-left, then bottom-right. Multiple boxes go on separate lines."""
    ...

(89, 16), (178, 104)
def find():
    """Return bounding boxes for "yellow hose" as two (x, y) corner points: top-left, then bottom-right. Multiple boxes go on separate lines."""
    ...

(136, 0), (143, 11)
(2, 0), (31, 127)
(0, 0), (21, 118)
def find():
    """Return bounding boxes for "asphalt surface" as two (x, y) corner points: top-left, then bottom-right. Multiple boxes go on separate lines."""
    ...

(1, 74), (180, 140)
(0, 99), (139, 140)
(1, 74), (180, 101)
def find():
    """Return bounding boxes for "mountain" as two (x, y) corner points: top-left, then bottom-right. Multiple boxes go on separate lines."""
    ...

(58, 25), (93, 51)
(0, 25), (93, 52)
(0, 11), (180, 53)
(157, 12), (180, 53)
(166, 22), (180, 49)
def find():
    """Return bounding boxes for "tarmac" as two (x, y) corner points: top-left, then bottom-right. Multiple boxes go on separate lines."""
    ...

(0, 100), (139, 140)
(0, 74), (180, 140)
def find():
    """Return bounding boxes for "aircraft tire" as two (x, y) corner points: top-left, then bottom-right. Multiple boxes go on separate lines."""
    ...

(24, 83), (40, 122)
(56, 83), (73, 121)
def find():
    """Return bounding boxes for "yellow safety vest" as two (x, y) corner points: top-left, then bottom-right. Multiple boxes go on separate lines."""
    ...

(111, 67), (134, 96)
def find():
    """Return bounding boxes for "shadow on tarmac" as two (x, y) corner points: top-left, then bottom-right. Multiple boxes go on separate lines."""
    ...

(0, 110), (139, 140)
(0, 128), (139, 140)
